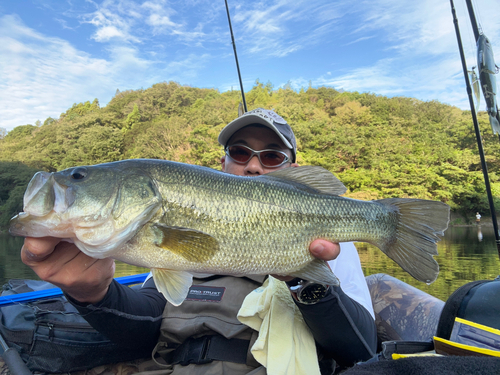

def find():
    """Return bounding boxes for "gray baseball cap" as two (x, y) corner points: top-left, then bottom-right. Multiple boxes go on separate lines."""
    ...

(218, 108), (297, 162)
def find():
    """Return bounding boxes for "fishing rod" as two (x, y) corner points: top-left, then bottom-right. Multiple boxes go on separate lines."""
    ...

(465, 0), (500, 142)
(1, 332), (32, 375)
(465, 0), (480, 40)
(449, 0), (500, 257)
(224, 0), (247, 113)
(464, 0), (500, 249)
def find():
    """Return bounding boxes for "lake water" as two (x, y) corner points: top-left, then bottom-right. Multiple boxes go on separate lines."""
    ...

(1, 225), (499, 302)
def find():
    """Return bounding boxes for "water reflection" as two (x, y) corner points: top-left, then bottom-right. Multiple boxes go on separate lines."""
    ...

(1, 225), (499, 302)
(0, 235), (38, 283)
(0, 235), (149, 287)
(357, 225), (500, 301)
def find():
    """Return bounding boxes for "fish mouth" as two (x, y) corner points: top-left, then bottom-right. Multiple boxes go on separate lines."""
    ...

(9, 171), (90, 238)
(9, 211), (73, 238)
(22, 172), (76, 217)
(9, 210), (109, 239)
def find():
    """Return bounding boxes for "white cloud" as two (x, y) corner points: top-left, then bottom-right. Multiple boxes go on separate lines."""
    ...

(292, 0), (500, 110)
(0, 15), (113, 129)
(160, 53), (212, 84)
(93, 25), (128, 41)
(2, 0), (500, 132)
(147, 13), (178, 28)
(232, 0), (346, 58)
(313, 53), (471, 107)
(343, 36), (376, 47)
(142, 0), (179, 31)
(316, 59), (401, 94)
(81, 0), (213, 45)
(83, 0), (142, 43)
(0, 10), (214, 131)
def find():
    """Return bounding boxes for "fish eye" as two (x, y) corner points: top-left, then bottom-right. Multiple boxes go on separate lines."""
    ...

(71, 167), (88, 180)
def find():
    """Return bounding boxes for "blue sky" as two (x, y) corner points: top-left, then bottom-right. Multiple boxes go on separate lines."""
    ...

(1, 0), (499, 132)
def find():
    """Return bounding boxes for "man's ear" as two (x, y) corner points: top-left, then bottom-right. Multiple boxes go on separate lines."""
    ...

(291, 163), (299, 168)
(221, 155), (226, 172)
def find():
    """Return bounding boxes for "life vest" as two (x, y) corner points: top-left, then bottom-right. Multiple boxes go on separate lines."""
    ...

(153, 275), (267, 375)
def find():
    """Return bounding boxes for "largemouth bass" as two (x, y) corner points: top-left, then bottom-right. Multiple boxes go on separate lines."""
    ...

(10, 159), (450, 306)
(477, 33), (500, 134)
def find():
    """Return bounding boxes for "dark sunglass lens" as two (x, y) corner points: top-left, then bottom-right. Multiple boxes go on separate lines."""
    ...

(260, 151), (286, 166)
(228, 146), (251, 162)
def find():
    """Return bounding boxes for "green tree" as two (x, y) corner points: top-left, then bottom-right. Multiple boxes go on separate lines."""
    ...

(0, 162), (39, 228)
(60, 99), (100, 120)
(1, 80), (499, 230)
(125, 103), (141, 130)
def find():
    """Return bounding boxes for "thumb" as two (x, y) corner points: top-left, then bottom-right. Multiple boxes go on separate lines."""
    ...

(21, 237), (61, 264)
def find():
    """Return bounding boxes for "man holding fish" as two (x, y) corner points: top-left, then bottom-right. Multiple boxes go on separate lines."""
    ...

(19, 108), (406, 373)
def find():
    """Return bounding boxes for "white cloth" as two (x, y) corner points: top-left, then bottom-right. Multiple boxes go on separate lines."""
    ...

(237, 242), (373, 375)
(330, 242), (374, 319)
(237, 276), (321, 375)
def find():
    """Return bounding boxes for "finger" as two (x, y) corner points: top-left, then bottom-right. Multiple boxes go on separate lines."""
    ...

(25, 241), (79, 280)
(81, 256), (115, 278)
(45, 242), (113, 281)
(21, 237), (62, 265)
(33, 244), (114, 300)
(310, 239), (341, 261)
(61, 257), (116, 303)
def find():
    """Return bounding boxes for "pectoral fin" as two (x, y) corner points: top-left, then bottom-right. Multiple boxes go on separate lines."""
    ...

(289, 259), (340, 286)
(153, 224), (219, 263)
(152, 268), (193, 306)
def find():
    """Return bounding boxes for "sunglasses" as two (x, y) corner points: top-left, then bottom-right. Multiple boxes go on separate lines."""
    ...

(225, 144), (291, 168)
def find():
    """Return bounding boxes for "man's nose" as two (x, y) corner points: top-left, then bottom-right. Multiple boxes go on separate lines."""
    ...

(244, 155), (264, 175)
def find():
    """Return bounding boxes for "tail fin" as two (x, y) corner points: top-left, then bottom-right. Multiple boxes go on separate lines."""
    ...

(374, 198), (450, 284)
(489, 113), (500, 135)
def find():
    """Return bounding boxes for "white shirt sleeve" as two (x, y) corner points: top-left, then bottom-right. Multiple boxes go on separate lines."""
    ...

(328, 242), (374, 319)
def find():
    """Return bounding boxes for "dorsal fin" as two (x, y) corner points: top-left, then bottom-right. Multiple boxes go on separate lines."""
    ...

(263, 166), (347, 196)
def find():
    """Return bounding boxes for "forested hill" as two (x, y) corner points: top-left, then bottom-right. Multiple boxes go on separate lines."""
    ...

(1, 80), (499, 228)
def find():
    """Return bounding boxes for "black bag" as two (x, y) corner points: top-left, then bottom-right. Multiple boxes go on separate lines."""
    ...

(0, 279), (149, 373)
(436, 276), (500, 340)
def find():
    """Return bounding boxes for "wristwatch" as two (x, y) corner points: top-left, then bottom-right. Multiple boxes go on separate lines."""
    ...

(286, 278), (330, 305)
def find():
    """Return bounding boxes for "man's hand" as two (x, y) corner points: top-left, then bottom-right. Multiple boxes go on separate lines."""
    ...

(21, 237), (115, 304)
(273, 239), (341, 281)
(308, 239), (340, 261)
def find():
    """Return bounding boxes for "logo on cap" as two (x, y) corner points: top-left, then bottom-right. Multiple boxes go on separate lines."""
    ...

(263, 109), (287, 125)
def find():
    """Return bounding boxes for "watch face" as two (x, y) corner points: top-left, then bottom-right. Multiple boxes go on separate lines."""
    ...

(299, 283), (328, 304)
